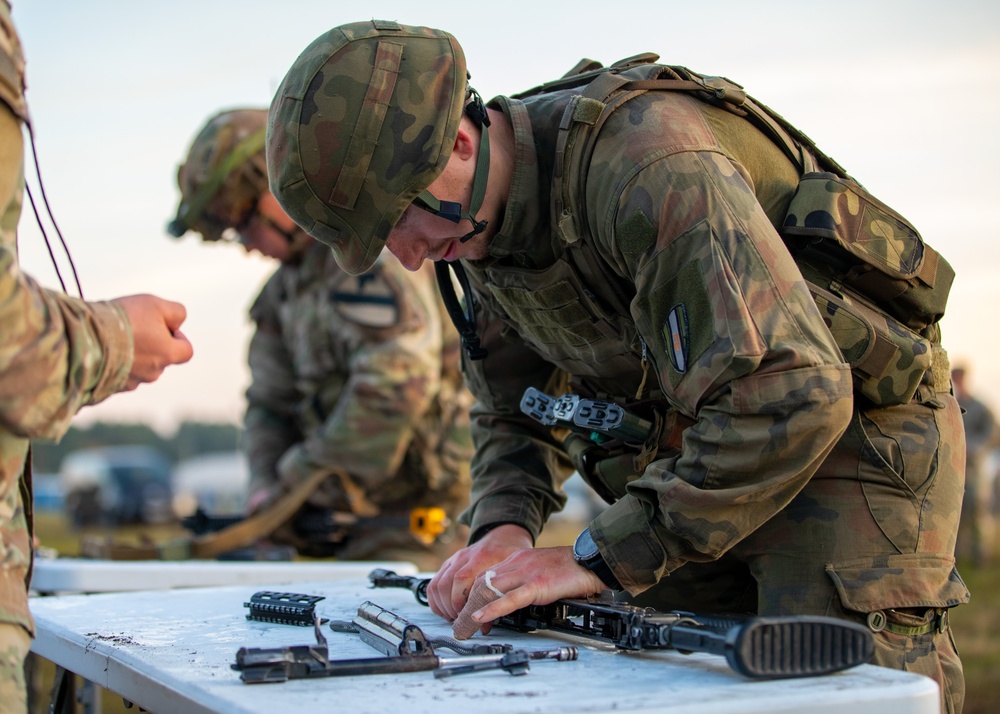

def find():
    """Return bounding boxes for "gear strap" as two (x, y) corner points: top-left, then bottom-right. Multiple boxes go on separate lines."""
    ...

(79, 469), (331, 560)
(435, 260), (487, 360)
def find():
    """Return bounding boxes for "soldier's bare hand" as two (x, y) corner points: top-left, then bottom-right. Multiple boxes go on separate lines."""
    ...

(464, 546), (605, 635)
(427, 524), (533, 622)
(113, 294), (194, 390)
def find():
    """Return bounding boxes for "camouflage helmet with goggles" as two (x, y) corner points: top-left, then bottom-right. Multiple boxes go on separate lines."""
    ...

(169, 108), (269, 242)
(267, 20), (487, 275)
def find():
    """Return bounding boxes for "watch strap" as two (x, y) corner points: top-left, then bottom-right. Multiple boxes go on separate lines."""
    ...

(585, 553), (623, 592)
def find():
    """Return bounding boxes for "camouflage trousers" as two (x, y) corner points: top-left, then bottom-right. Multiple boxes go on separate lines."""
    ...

(627, 396), (968, 714)
(0, 622), (30, 714)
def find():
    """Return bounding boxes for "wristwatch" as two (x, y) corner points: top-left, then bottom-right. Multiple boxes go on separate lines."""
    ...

(573, 527), (622, 591)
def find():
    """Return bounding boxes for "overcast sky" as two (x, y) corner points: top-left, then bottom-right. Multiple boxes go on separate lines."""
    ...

(11, 0), (1000, 434)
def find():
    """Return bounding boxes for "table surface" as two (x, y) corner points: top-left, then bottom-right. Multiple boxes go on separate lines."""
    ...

(29, 573), (941, 714)
(29, 556), (418, 593)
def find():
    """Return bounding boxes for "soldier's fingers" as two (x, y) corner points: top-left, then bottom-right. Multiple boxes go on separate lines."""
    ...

(426, 572), (449, 618)
(449, 568), (480, 620)
(471, 583), (534, 625)
(428, 557), (463, 619)
(157, 297), (188, 331)
(168, 328), (194, 364)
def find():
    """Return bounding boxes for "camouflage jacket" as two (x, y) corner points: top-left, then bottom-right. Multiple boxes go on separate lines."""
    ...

(459, 83), (864, 593)
(1, 1), (133, 633)
(245, 240), (472, 516)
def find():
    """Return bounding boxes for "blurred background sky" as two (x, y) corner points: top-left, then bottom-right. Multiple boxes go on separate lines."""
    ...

(11, 0), (1000, 434)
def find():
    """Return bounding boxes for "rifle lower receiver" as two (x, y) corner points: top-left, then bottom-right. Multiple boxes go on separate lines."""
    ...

(363, 570), (875, 680)
(497, 599), (874, 680)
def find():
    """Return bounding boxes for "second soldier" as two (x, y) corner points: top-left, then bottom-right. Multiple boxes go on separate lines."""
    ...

(168, 108), (473, 569)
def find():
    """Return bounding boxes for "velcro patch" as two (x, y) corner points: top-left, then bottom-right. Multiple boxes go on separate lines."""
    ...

(645, 255), (713, 389)
(331, 273), (400, 328)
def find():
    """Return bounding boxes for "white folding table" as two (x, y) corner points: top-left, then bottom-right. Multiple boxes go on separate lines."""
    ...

(29, 570), (941, 714)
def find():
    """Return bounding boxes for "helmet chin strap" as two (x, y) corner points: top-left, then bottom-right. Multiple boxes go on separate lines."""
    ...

(427, 89), (492, 361)
(413, 89), (491, 243)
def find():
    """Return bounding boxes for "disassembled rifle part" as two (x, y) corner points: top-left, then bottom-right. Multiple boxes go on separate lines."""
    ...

(233, 602), (578, 684)
(498, 599), (875, 680)
(244, 591), (326, 626)
(367, 568), (430, 605)
(329, 600), (510, 656)
(364, 568), (875, 680)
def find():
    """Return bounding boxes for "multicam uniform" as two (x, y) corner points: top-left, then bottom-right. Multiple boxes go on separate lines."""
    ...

(1, 2), (133, 708)
(457, 80), (968, 710)
(245, 240), (472, 569)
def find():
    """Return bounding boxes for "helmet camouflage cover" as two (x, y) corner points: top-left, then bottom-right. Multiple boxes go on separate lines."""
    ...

(170, 108), (269, 241)
(267, 20), (467, 275)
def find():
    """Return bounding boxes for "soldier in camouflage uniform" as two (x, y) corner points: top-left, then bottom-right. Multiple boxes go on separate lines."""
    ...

(1, 4), (193, 710)
(266, 21), (968, 712)
(169, 109), (473, 569)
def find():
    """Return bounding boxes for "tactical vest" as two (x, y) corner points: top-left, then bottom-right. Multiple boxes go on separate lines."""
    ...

(479, 54), (954, 408)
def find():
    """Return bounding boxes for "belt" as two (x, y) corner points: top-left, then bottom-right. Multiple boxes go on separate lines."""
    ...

(866, 607), (949, 636)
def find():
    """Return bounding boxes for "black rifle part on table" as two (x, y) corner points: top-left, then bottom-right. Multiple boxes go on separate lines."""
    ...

(232, 600), (577, 683)
(366, 569), (876, 680)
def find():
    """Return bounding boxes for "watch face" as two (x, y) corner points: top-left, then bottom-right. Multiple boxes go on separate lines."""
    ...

(574, 528), (599, 561)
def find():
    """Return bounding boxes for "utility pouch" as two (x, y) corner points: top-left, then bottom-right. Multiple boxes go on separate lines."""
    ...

(561, 408), (690, 504)
(809, 283), (932, 406)
(782, 172), (954, 331)
(563, 433), (639, 504)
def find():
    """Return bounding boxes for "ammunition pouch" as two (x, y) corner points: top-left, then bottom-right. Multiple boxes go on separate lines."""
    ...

(808, 283), (932, 406)
(783, 173), (953, 332)
(782, 172), (953, 406)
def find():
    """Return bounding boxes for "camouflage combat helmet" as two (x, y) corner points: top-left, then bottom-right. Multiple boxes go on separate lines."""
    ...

(168, 108), (269, 241)
(267, 20), (490, 275)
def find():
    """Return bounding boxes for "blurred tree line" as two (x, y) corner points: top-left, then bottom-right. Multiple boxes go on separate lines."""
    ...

(30, 421), (242, 473)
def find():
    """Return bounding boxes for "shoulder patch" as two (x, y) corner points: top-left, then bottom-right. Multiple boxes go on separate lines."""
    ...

(646, 253), (713, 388)
(331, 271), (400, 328)
(663, 303), (690, 374)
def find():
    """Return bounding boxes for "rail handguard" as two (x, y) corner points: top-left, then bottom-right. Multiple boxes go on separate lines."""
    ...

(244, 591), (325, 627)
